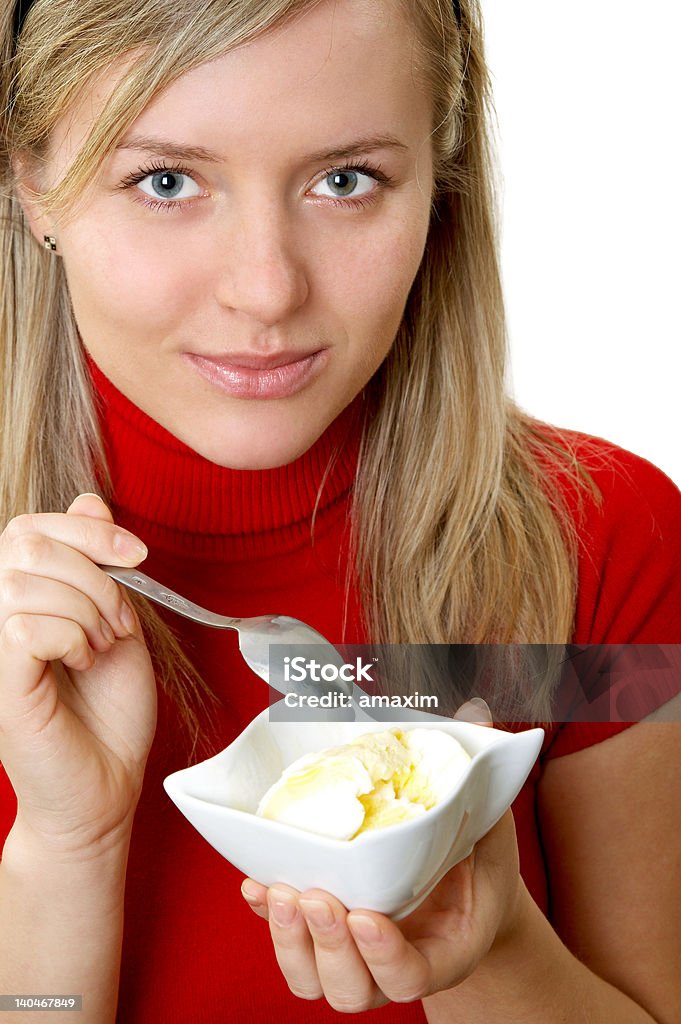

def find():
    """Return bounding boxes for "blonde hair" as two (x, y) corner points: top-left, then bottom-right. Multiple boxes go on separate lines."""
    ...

(1, 0), (599, 748)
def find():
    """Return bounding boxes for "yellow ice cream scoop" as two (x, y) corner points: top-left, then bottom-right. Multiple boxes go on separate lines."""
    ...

(256, 727), (471, 840)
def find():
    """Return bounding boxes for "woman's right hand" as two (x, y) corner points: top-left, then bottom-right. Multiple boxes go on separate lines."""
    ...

(0, 493), (157, 860)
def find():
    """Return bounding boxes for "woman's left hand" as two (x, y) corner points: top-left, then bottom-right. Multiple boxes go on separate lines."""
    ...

(241, 741), (524, 1011)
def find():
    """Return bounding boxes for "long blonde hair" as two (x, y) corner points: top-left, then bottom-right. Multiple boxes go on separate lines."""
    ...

(1, 0), (599, 750)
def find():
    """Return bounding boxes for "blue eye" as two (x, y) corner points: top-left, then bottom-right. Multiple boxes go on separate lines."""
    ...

(311, 169), (376, 201)
(327, 170), (359, 196)
(137, 170), (202, 202)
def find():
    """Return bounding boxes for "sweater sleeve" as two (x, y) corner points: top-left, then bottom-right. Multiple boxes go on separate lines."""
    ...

(541, 434), (681, 760)
(570, 440), (681, 643)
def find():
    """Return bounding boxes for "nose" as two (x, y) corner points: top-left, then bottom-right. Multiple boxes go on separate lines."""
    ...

(213, 203), (309, 327)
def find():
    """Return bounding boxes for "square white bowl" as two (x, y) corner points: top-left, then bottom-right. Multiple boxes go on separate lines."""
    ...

(163, 702), (544, 920)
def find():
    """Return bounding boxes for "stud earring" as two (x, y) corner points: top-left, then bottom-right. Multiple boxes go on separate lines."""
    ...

(43, 235), (57, 251)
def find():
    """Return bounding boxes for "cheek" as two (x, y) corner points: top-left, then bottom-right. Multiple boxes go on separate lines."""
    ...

(323, 209), (428, 342)
(60, 217), (201, 337)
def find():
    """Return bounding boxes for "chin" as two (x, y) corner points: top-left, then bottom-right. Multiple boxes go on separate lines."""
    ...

(191, 434), (317, 471)
(175, 399), (337, 469)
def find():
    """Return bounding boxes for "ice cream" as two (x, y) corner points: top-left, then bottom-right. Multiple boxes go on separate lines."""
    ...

(255, 727), (471, 840)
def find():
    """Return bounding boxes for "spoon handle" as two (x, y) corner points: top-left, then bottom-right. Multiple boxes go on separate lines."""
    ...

(100, 565), (241, 631)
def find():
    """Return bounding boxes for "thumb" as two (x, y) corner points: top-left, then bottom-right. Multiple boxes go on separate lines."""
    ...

(66, 491), (115, 522)
(454, 697), (493, 727)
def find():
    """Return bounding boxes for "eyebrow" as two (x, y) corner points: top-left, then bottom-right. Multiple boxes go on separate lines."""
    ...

(115, 133), (409, 165)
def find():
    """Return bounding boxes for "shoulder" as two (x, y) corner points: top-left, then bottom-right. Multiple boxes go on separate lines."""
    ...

(535, 423), (680, 523)
(532, 424), (681, 642)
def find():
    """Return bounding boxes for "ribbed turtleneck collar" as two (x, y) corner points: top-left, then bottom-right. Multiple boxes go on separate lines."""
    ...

(86, 352), (363, 560)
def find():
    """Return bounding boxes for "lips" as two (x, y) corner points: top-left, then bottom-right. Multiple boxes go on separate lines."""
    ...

(182, 348), (329, 400)
(189, 350), (322, 370)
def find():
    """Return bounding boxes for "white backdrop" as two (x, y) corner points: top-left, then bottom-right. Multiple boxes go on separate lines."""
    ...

(482, 2), (680, 486)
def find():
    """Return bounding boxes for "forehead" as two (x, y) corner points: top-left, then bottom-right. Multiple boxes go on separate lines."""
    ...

(49, 0), (431, 171)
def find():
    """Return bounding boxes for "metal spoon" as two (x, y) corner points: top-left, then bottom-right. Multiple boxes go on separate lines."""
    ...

(100, 564), (356, 706)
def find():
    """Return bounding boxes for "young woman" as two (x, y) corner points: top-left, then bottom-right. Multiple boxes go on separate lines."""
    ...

(1, 1), (679, 1021)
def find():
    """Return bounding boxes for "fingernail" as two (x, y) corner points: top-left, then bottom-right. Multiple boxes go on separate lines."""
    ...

(113, 531), (148, 561)
(456, 697), (492, 724)
(269, 892), (297, 927)
(120, 602), (136, 636)
(348, 914), (381, 945)
(469, 697), (491, 713)
(100, 618), (115, 643)
(68, 492), (105, 512)
(240, 881), (263, 906)
(299, 898), (334, 931)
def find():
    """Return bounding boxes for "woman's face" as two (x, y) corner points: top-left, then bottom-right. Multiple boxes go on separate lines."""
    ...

(26, 0), (434, 468)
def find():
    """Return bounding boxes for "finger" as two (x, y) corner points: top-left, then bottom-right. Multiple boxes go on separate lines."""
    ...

(454, 697), (493, 727)
(266, 885), (323, 1001)
(1, 509), (147, 566)
(241, 879), (269, 920)
(346, 910), (435, 1003)
(66, 492), (114, 521)
(298, 890), (385, 1012)
(0, 613), (97, 703)
(1, 534), (137, 638)
(0, 572), (123, 651)
(66, 495), (137, 640)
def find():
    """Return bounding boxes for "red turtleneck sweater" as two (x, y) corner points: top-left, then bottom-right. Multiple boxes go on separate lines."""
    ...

(1, 359), (680, 1023)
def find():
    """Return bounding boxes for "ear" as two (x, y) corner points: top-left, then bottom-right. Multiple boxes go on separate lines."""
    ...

(11, 152), (58, 251)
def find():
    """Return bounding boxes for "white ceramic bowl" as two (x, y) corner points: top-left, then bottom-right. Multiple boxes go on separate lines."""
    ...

(163, 703), (544, 920)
